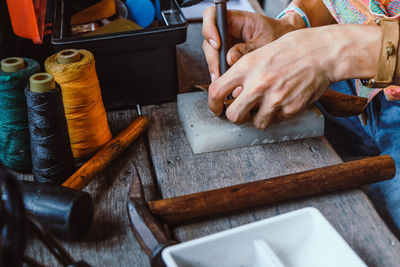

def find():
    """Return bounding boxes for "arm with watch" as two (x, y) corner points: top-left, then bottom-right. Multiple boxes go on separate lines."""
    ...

(203, 0), (400, 237)
(203, 0), (399, 127)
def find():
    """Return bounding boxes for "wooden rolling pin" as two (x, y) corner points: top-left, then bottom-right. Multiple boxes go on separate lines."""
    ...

(148, 155), (395, 224)
(62, 115), (149, 190)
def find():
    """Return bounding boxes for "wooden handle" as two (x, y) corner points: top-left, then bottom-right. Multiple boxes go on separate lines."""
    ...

(148, 155), (395, 225)
(193, 85), (368, 117)
(62, 115), (149, 190)
(319, 89), (368, 117)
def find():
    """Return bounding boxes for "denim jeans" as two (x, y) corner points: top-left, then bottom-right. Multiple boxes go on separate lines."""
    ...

(318, 80), (400, 236)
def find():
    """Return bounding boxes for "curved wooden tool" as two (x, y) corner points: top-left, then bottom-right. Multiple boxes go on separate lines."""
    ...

(193, 84), (368, 117)
(63, 115), (149, 190)
(127, 165), (176, 266)
(148, 155), (395, 225)
(318, 89), (368, 117)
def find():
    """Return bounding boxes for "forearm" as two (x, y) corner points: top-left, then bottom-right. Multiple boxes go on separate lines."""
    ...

(309, 23), (400, 87)
(322, 24), (381, 82)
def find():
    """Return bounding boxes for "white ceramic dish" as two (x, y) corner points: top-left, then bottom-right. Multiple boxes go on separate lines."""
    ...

(162, 207), (366, 267)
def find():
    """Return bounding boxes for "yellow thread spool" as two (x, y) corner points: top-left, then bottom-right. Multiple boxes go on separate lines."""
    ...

(45, 49), (112, 159)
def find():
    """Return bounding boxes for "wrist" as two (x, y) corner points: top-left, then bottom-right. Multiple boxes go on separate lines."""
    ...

(278, 12), (308, 32)
(322, 25), (381, 83)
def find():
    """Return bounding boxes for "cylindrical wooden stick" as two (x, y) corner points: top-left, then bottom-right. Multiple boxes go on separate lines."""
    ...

(62, 115), (149, 190)
(194, 84), (368, 117)
(318, 89), (368, 117)
(148, 155), (395, 224)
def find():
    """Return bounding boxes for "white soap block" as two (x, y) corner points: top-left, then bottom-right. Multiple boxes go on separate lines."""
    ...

(177, 91), (324, 154)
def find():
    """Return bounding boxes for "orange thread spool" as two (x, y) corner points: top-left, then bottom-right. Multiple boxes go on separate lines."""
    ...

(45, 49), (112, 159)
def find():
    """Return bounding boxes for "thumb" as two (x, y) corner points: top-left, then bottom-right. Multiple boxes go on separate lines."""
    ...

(227, 42), (256, 65)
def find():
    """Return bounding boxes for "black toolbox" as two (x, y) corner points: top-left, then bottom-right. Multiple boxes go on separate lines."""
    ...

(51, 0), (187, 110)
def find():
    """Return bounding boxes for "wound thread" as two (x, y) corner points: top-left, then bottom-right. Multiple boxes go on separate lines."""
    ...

(45, 49), (112, 159)
(0, 58), (39, 172)
(25, 77), (75, 184)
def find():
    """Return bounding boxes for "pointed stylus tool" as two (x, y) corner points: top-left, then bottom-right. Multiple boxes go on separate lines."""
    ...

(214, 0), (229, 76)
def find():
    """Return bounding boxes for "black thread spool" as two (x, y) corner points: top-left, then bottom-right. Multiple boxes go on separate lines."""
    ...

(25, 73), (75, 184)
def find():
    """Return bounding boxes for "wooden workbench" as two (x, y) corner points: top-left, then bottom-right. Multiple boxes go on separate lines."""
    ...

(24, 23), (400, 267)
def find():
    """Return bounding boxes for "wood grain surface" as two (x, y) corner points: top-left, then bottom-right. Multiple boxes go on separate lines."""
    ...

(20, 20), (400, 267)
(148, 155), (395, 224)
(22, 110), (154, 267)
(148, 21), (400, 266)
(144, 102), (400, 267)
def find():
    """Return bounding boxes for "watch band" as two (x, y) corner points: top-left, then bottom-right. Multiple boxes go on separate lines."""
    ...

(361, 19), (399, 88)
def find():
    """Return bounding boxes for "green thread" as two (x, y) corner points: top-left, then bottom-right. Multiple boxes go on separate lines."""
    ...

(0, 58), (39, 172)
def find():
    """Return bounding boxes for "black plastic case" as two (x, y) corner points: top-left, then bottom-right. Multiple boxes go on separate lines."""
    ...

(51, 0), (187, 110)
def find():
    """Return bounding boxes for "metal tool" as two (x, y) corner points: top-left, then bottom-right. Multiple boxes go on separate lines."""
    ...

(214, 0), (229, 76)
(127, 165), (176, 267)
(177, 0), (230, 76)
(26, 214), (91, 267)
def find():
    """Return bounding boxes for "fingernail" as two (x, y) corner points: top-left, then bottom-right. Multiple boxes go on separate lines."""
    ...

(258, 121), (267, 130)
(229, 51), (242, 63)
(209, 39), (218, 49)
(211, 73), (216, 82)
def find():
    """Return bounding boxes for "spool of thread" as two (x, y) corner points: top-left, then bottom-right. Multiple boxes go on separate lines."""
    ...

(25, 73), (75, 183)
(45, 49), (112, 160)
(0, 57), (39, 172)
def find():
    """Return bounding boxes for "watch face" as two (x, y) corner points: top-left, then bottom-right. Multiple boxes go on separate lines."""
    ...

(360, 79), (375, 88)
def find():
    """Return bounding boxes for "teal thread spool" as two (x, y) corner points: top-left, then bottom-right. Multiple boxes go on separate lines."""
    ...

(0, 57), (39, 172)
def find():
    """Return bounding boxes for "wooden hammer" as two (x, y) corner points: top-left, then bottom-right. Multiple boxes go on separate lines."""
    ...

(128, 155), (395, 264)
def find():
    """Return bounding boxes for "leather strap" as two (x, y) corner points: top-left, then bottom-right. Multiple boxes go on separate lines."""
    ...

(363, 19), (399, 88)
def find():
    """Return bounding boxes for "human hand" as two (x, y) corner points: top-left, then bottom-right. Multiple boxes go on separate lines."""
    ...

(207, 24), (381, 129)
(202, 8), (305, 83)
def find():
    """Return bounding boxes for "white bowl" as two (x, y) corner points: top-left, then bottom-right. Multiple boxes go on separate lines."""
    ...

(162, 207), (366, 267)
